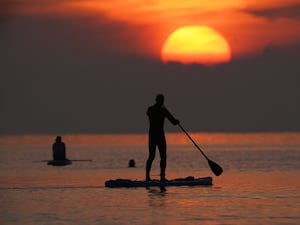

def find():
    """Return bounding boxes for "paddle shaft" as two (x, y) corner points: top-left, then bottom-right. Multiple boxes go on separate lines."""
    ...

(178, 124), (209, 160)
(70, 159), (92, 162)
(41, 159), (92, 162)
(178, 124), (223, 176)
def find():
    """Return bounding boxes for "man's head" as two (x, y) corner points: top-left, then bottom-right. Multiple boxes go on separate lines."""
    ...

(56, 136), (62, 142)
(155, 94), (164, 106)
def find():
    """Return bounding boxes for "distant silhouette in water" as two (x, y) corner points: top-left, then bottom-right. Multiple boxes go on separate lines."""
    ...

(146, 94), (179, 182)
(128, 159), (136, 167)
(52, 136), (66, 161)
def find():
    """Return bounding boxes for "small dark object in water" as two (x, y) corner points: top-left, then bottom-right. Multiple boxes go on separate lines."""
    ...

(128, 159), (136, 167)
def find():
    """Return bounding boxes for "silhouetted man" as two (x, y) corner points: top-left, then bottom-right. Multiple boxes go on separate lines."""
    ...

(146, 94), (179, 182)
(52, 136), (66, 160)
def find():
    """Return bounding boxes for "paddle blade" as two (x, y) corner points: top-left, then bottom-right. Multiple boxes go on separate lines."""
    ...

(208, 159), (223, 176)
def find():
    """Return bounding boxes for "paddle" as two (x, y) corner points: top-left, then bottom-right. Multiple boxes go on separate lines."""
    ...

(41, 159), (92, 162)
(68, 159), (92, 162)
(178, 124), (223, 176)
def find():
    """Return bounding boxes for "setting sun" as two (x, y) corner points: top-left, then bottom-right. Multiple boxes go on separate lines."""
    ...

(161, 26), (231, 65)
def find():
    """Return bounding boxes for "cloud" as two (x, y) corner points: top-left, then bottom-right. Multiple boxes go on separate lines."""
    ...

(0, 0), (17, 24)
(245, 3), (300, 19)
(1, 5), (300, 134)
(1, 42), (300, 133)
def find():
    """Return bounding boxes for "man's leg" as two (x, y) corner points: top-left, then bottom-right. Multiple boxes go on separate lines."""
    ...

(158, 138), (167, 181)
(146, 137), (156, 181)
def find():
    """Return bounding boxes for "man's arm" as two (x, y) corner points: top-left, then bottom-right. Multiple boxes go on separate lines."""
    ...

(164, 107), (179, 125)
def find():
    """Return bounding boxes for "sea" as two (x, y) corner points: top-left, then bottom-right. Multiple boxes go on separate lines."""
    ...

(0, 132), (299, 225)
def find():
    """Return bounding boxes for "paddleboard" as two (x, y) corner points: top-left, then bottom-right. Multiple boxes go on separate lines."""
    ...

(105, 176), (212, 188)
(47, 159), (72, 166)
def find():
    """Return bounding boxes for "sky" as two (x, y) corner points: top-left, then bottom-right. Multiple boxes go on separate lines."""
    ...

(1, 0), (300, 134)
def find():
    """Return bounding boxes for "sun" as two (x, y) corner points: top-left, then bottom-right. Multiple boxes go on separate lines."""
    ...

(161, 26), (231, 65)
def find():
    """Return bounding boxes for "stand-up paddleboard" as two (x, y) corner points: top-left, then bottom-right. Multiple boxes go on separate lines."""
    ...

(47, 159), (72, 166)
(43, 159), (92, 166)
(105, 176), (212, 188)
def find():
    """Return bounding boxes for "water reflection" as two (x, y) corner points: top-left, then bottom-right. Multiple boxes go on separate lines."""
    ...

(147, 187), (168, 208)
(1, 133), (300, 225)
(147, 186), (167, 194)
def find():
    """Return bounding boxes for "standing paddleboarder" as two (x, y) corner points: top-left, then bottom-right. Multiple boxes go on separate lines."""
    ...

(146, 94), (180, 182)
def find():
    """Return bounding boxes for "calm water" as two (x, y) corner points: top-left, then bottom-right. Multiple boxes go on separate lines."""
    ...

(0, 133), (300, 225)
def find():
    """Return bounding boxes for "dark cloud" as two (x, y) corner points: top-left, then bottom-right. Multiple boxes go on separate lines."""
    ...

(1, 47), (300, 134)
(246, 3), (300, 19)
(1, 13), (300, 134)
(0, 0), (17, 24)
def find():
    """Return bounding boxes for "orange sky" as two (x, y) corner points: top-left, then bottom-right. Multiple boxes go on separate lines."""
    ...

(8, 0), (300, 59)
